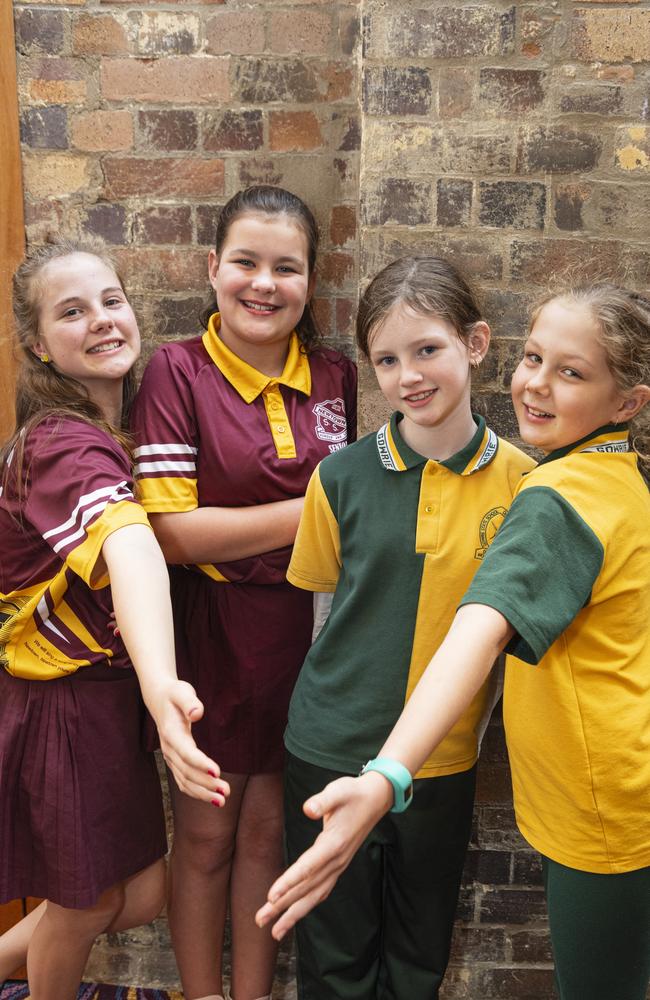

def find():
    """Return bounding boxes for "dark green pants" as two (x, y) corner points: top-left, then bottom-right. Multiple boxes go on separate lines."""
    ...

(284, 753), (476, 1000)
(543, 856), (650, 1000)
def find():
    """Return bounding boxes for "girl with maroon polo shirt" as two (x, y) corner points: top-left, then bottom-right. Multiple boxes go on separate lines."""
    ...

(131, 186), (357, 1000)
(0, 240), (227, 999)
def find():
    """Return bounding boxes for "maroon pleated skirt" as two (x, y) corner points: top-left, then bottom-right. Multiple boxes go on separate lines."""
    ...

(169, 567), (313, 775)
(0, 663), (167, 909)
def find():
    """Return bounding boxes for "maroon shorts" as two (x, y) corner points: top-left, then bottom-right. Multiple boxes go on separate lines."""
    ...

(169, 567), (313, 775)
(0, 664), (167, 910)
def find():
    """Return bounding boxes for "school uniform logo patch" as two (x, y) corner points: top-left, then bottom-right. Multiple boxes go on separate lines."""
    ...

(475, 506), (508, 559)
(313, 397), (348, 452)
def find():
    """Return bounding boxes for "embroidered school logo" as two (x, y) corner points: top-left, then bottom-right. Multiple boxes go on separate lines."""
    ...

(313, 398), (348, 452)
(475, 506), (508, 560)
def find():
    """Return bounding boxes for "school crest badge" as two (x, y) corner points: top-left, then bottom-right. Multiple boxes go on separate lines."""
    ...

(313, 397), (348, 452)
(475, 506), (508, 560)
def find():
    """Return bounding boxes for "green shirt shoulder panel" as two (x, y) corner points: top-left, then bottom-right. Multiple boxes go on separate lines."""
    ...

(461, 485), (604, 663)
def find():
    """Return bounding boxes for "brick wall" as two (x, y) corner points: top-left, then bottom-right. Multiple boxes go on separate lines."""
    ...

(12, 1), (650, 997)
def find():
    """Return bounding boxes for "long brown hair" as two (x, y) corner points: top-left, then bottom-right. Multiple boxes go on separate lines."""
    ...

(200, 185), (322, 352)
(1, 239), (137, 501)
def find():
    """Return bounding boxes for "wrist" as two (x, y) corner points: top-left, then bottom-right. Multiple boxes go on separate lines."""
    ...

(360, 757), (413, 813)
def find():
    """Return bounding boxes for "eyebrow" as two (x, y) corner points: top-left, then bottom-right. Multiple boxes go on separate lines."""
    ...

(226, 247), (305, 267)
(526, 338), (595, 369)
(55, 287), (124, 308)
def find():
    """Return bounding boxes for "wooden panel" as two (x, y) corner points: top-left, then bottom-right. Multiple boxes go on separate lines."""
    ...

(0, 0), (25, 438)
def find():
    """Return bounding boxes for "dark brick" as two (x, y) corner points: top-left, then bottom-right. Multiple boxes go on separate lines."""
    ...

(437, 179), (472, 228)
(511, 238), (624, 285)
(554, 183), (588, 231)
(363, 231), (504, 284)
(476, 762), (514, 803)
(196, 203), (223, 246)
(362, 67), (432, 116)
(479, 711), (509, 763)
(444, 133), (512, 175)
(15, 9), (64, 54)
(339, 11), (359, 57)
(480, 392), (521, 443)
(449, 925), (508, 964)
(334, 113), (361, 152)
(480, 68), (547, 113)
(499, 338), (527, 388)
(510, 928), (554, 964)
(368, 6), (515, 59)
(517, 127), (602, 174)
(474, 966), (556, 998)
(479, 886), (548, 924)
(204, 110), (263, 152)
(238, 158), (284, 188)
(330, 205), (356, 247)
(234, 59), (320, 104)
(438, 68), (473, 119)
(362, 178), (432, 226)
(462, 849), (511, 885)
(20, 106), (68, 150)
(335, 297), (356, 339)
(513, 850), (544, 886)
(134, 205), (193, 245)
(454, 886), (476, 923)
(154, 296), (207, 338)
(138, 110), (198, 152)
(84, 203), (128, 244)
(483, 289), (530, 340)
(479, 181), (546, 231)
(560, 84), (623, 116)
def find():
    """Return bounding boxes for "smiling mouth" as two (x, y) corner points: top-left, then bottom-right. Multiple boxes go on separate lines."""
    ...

(403, 389), (436, 402)
(241, 300), (279, 313)
(524, 403), (554, 418)
(88, 340), (123, 354)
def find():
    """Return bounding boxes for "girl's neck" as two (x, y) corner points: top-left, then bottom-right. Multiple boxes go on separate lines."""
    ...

(399, 408), (478, 463)
(88, 381), (123, 428)
(218, 330), (291, 378)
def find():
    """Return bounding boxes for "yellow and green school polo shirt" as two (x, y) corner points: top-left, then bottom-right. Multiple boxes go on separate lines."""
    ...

(461, 425), (650, 873)
(131, 313), (357, 586)
(285, 414), (534, 778)
(0, 417), (150, 680)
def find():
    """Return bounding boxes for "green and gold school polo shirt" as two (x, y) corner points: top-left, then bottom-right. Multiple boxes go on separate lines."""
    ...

(285, 413), (534, 779)
(461, 425), (650, 873)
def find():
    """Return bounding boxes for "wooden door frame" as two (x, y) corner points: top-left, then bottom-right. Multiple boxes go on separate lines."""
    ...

(1, 0), (24, 437)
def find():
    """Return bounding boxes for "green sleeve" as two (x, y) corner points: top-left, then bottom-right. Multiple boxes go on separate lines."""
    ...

(459, 486), (604, 664)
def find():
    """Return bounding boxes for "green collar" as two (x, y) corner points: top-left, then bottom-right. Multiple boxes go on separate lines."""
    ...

(376, 413), (499, 476)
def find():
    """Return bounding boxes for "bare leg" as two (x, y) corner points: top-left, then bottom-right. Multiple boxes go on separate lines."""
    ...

(229, 772), (284, 1000)
(167, 771), (247, 1000)
(0, 859), (165, 984)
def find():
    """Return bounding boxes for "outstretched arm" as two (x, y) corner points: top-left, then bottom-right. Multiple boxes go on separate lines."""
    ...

(256, 603), (513, 939)
(149, 496), (304, 564)
(102, 523), (230, 805)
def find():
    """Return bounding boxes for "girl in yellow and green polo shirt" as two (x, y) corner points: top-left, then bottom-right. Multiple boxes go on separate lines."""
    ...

(258, 283), (650, 1000)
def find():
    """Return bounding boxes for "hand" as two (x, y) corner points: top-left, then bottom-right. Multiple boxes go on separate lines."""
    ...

(255, 771), (393, 940)
(148, 680), (230, 806)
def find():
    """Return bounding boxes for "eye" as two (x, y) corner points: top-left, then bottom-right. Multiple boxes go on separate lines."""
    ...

(374, 355), (396, 368)
(62, 306), (82, 318)
(561, 367), (583, 379)
(277, 265), (298, 274)
(105, 296), (123, 308)
(419, 345), (437, 358)
(524, 351), (542, 364)
(234, 258), (254, 268)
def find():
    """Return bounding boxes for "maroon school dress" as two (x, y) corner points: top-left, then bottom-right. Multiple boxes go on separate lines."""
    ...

(131, 317), (357, 773)
(0, 417), (166, 908)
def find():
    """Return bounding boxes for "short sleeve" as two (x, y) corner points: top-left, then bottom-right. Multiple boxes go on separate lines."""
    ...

(24, 420), (149, 588)
(287, 465), (342, 593)
(460, 486), (604, 663)
(131, 346), (199, 513)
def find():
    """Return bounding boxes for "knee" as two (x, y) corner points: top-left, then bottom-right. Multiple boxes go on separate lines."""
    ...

(235, 817), (283, 866)
(48, 884), (126, 941)
(173, 823), (236, 876)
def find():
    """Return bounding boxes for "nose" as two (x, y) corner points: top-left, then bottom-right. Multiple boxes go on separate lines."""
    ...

(89, 306), (114, 331)
(399, 362), (423, 387)
(251, 268), (276, 294)
(525, 365), (549, 394)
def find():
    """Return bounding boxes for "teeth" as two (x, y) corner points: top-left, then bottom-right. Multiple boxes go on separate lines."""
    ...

(527, 406), (552, 418)
(89, 341), (121, 354)
(407, 390), (434, 401)
(243, 301), (276, 312)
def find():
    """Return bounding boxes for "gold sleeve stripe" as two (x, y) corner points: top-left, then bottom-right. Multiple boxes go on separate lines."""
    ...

(137, 476), (198, 512)
(67, 500), (151, 589)
(286, 467), (341, 592)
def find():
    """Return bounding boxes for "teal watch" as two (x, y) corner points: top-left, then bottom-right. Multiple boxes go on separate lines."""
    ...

(360, 757), (413, 813)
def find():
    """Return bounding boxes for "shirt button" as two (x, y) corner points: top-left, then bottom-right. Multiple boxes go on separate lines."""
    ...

(424, 505), (433, 513)
(277, 425), (286, 433)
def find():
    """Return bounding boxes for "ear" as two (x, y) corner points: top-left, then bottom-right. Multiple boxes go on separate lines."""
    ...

(31, 339), (47, 360)
(614, 384), (650, 423)
(207, 249), (219, 293)
(467, 320), (491, 363)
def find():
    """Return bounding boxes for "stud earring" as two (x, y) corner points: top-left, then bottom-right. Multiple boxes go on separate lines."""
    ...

(40, 354), (50, 364)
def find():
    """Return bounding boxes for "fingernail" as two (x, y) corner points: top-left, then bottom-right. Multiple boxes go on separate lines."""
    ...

(207, 769), (217, 778)
(211, 797), (222, 807)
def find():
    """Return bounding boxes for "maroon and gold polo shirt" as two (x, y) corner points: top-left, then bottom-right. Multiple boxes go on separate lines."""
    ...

(0, 417), (150, 680)
(131, 314), (357, 585)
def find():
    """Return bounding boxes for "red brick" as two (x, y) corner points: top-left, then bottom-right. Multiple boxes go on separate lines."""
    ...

(363, 66), (432, 116)
(71, 110), (133, 152)
(21, 106), (68, 149)
(153, 296), (207, 338)
(330, 205), (356, 247)
(205, 11), (265, 55)
(439, 68), (473, 119)
(234, 58), (319, 103)
(319, 251), (354, 289)
(269, 10), (332, 55)
(196, 203), (226, 246)
(138, 110), (198, 152)
(113, 247), (207, 293)
(517, 126), (602, 174)
(103, 157), (224, 197)
(15, 9), (64, 53)
(72, 13), (128, 55)
(335, 297), (356, 338)
(134, 205), (193, 245)
(479, 69), (547, 114)
(101, 57), (230, 104)
(318, 62), (354, 102)
(269, 111), (323, 151)
(84, 203), (128, 244)
(204, 110), (263, 152)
